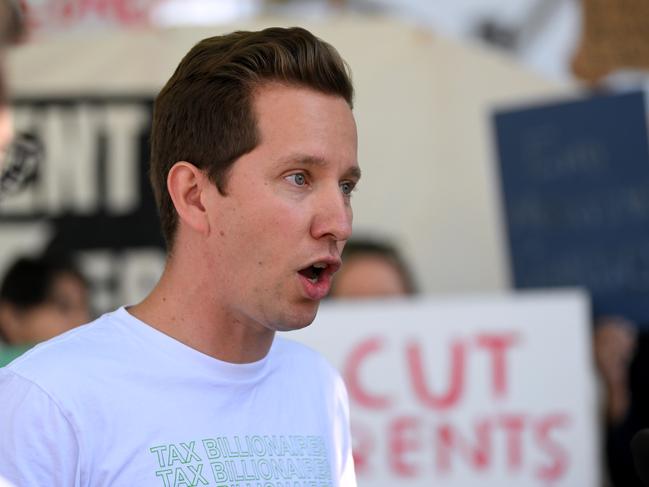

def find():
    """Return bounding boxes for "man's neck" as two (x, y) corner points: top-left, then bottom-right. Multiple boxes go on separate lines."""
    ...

(128, 260), (275, 364)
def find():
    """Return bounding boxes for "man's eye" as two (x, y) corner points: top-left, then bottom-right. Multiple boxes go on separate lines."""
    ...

(340, 181), (356, 195)
(287, 173), (307, 186)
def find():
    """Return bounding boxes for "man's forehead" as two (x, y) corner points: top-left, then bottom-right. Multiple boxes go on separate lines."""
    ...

(252, 80), (351, 104)
(251, 82), (354, 117)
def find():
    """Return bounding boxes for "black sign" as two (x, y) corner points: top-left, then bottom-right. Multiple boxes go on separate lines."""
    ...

(0, 95), (165, 314)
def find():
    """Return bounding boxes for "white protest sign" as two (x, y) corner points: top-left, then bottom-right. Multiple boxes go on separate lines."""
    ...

(290, 291), (599, 487)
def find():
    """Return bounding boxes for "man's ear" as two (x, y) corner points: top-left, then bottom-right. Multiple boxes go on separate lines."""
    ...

(167, 161), (211, 236)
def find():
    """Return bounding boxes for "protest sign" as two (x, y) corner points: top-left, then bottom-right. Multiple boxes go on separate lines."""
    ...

(292, 291), (598, 486)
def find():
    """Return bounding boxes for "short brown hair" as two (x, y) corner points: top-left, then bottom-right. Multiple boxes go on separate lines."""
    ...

(0, 0), (25, 47)
(149, 26), (354, 248)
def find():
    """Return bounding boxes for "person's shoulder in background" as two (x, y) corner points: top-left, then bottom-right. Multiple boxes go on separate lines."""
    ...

(2, 308), (126, 397)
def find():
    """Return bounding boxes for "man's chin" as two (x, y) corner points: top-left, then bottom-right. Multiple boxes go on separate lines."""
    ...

(273, 302), (319, 332)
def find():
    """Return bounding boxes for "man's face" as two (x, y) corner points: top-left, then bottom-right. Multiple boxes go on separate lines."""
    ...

(202, 83), (359, 332)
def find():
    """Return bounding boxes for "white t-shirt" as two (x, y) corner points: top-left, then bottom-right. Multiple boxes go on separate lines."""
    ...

(0, 307), (356, 487)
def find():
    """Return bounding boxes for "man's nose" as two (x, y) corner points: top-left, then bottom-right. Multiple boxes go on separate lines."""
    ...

(310, 187), (353, 242)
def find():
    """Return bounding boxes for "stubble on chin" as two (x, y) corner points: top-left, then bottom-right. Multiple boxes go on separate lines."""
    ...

(272, 300), (320, 332)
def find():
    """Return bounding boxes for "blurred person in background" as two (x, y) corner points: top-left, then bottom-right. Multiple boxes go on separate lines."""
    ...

(0, 254), (90, 364)
(0, 6), (34, 487)
(330, 238), (416, 299)
(0, 0), (40, 199)
(0, 0), (22, 152)
(595, 317), (649, 487)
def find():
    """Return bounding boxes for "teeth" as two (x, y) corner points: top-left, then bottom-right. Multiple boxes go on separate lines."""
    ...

(313, 263), (327, 269)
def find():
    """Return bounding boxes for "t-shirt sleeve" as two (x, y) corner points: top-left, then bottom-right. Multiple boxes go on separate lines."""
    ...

(0, 369), (81, 486)
(334, 376), (357, 487)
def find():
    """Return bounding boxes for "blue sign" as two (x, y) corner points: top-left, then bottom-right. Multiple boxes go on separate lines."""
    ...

(493, 90), (649, 324)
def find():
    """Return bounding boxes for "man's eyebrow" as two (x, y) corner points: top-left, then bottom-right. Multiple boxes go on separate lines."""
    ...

(278, 153), (361, 180)
(277, 153), (327, 167)
(345, 166), (362, 181)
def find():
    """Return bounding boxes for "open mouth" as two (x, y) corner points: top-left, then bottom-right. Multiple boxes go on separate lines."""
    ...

(298, 263), (328, 284)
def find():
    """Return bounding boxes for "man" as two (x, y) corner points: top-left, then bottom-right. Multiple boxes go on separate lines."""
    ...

(0, 27), (360, 486)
